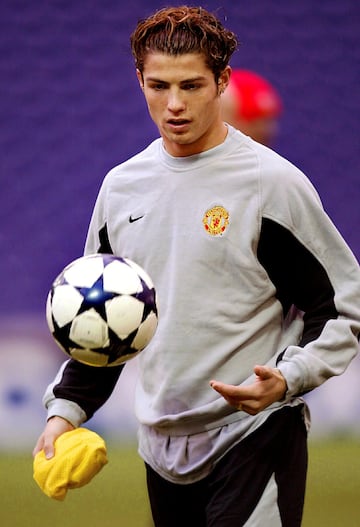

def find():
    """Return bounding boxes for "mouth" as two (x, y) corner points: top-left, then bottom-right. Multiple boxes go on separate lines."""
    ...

(166, 119), (191, 131)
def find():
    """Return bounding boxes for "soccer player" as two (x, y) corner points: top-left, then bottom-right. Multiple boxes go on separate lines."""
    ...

(33, 6), (360, 526)
(220, 69), (283, 146)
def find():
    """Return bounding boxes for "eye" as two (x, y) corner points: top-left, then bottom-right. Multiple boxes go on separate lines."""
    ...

(149, 82), (167, 91)
(182, 82), (199, 91)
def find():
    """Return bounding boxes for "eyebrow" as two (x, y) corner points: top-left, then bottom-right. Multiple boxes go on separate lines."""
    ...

(145, 76), (207, 84)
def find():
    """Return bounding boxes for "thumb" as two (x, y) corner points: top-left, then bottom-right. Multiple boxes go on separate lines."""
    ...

(253, 364), (272, 380)
(43, 439), (55, 460)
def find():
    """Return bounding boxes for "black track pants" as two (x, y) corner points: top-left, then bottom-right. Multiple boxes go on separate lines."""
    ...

(146, 405), (308, 527)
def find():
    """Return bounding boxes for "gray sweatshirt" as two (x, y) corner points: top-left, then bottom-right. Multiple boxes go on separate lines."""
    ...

(44, 126), (360, 483)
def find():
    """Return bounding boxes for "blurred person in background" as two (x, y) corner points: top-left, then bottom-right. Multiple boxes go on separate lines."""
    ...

(221, 69), (282, 146)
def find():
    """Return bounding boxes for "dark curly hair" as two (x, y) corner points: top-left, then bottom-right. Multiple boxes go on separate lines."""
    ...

(130, 6), (238, 82)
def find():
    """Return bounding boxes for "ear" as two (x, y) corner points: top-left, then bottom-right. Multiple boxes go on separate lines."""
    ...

(136, 68), (144, 90)
(218, 66), (232, 95)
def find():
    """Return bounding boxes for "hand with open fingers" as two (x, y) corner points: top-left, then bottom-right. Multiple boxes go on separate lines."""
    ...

(32, 415), (75, 459)
(210, 365), (287, 415)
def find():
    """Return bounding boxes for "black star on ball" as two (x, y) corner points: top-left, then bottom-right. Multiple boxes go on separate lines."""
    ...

(76, 275), (117, 321)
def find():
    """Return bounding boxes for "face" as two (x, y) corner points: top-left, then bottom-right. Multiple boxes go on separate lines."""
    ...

(137, 52), (230, 157)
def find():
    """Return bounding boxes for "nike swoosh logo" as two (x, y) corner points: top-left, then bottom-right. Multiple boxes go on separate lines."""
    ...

(129, 215), (144, 223)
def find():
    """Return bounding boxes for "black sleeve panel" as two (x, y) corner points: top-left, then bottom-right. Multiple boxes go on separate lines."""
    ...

(53, 359), (124, 420)
(98, 223), (113, 254)
(257, 217), (338, 347)
(52, 224), (119, 419)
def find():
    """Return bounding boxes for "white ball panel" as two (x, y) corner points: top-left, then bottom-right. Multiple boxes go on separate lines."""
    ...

(46, 292), (54, 332)
(110, 349), (141, 366)
(51, 285), (84, 327)
(70, 348), (109, 367)
(124, 258), (155, 289)
(63, 254), (104, 287)
(47, 254), (158, 367)
(69, 309), (109, 348)
(103, 260), (142, 295)
(106, 295), (144, 337)
(131, 312), (158, 350)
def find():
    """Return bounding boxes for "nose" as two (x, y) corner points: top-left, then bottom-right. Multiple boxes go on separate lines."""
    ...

(167, 88), (185, 113)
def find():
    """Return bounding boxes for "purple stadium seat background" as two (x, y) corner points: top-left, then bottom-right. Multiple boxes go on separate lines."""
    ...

(1, 0), (359, 315)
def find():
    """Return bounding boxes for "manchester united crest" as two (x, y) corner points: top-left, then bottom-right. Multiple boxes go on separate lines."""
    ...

(202, 205), (229, 236)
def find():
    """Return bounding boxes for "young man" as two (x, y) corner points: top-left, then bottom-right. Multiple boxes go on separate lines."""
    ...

(34, 6), (360, 526)
(220, 69), (283, 146)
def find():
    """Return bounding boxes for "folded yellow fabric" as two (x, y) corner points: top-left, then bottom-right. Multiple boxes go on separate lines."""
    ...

(33, 427), (108, 501)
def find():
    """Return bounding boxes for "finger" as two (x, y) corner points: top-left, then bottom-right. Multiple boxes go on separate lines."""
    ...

(253, 364), (272, 379)
(32, 436), (44, 458)
(43, 438), (56, 459)
(210, 380), (240, 397)
(210, 380), (254, 400)
(210, 379), (224, 390)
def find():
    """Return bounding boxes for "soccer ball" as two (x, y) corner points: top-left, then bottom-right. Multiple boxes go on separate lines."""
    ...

(46, 254), (158, 367)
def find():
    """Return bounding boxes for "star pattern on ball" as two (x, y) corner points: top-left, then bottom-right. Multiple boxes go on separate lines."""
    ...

(134, 277), (158, 321)
(76, 274), (117, 321)
(47, 254), (158, 366)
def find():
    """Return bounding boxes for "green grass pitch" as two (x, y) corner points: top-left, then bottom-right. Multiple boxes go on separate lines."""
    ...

(0, 438), (359, 526)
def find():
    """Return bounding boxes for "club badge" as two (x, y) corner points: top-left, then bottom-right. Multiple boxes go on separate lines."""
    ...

(202, 205), (229, 236)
